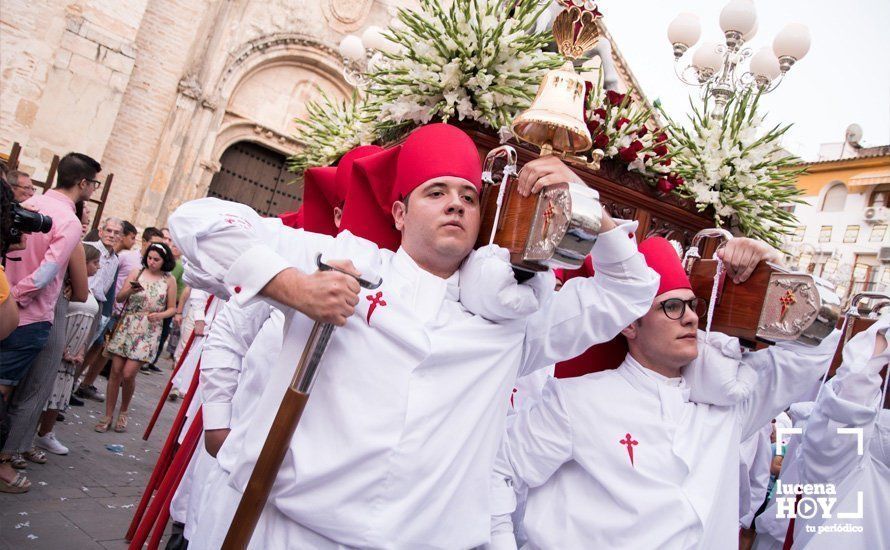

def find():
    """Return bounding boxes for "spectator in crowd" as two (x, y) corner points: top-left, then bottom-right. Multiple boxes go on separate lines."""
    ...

(76, 227), (165, 393)
(145, 228), (184, 372)
(0, 236), (90, 468)
(7, 170), (36, 203)
(73, 218), (123, 402)
(1, 179), (19, 341)
(34, 244), (101, 455)
(0, 152), (100, 493)
(96, 242), (177, 433)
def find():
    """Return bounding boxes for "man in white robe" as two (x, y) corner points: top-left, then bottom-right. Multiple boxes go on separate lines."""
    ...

(783, 314), (889, 549)
(489, 236), (841, 549)
(169, 124), (660, 548)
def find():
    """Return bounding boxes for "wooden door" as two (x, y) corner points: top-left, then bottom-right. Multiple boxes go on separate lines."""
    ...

(207, 141), (302, 217)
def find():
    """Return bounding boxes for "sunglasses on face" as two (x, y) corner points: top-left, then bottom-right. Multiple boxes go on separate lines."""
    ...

(657, 297), (708, 320)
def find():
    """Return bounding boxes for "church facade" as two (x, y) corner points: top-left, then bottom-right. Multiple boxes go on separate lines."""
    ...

(1, 0), (640, 228)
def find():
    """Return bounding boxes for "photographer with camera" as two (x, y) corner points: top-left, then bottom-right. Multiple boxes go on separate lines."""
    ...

(0, 152), (100, 411)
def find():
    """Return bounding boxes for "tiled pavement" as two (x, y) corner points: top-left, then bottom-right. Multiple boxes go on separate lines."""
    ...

(1, 357), (177, 549)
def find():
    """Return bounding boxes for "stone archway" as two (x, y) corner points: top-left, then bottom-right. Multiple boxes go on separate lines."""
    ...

(207, 140), (302, 216)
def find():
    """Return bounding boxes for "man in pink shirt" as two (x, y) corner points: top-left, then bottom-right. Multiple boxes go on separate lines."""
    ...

(0, 152), (101, 402)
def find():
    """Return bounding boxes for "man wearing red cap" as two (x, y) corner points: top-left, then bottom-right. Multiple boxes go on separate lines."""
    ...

(489, 236), (841, 549)
(168, 123), (659, 548)
(165, 149), (374, 546)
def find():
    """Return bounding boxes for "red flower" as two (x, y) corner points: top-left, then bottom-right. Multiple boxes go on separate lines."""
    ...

(659, 157), (672, 167)
(654, 144), (669, 157)
(618, 140), (644, 162)
(606, 90), (626, 106)
(593, 108), (607, 120)
(656, 177), (673, 193)
(656, 132), (668, 143)
(586, 119), (601, 134)
(637, 126), (649, 138)
(592, 133), (610, 149)
(672, 174), (685, 188)
(614, 117), (631, 130)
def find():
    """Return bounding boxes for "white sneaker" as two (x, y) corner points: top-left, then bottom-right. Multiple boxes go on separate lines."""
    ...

(35, 432), (69, 455)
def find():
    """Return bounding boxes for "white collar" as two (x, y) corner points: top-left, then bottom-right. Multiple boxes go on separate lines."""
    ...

(625, 354), (684, 388)
(390, 247), (460, 324)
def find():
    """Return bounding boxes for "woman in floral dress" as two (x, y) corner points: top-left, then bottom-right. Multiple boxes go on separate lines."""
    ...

(98, 242), (177, 433)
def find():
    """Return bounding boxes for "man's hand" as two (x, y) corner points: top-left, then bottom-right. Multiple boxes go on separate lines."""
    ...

(205, 428), (230, 458)
(290, 260), (361, 326)
(193, 320), (206, 336)
(516, 156), (616, 232)
(173, 313), (182, 327)
(715, 237), (783, 284)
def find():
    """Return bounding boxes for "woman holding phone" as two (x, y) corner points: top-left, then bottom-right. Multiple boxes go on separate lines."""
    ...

(97, 242), (176, 433)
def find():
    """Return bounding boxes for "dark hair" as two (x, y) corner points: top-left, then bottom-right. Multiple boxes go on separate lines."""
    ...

(142, 226), (164, 242)
(74, 200), (85, 221)
(121, 220), (137, 237)
(1, 179), (15, 258)
(143, 241), (176, 272)
(57, 152), (101, 189)
(83, 242), (101, 263)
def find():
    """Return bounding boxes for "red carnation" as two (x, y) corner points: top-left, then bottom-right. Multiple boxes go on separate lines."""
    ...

(606, 90), (626, 106)
(630, 140), (644, 152)
(637, 126), (649, 138)
(654, 144), (669, 157)
(619, 147), (638, 163)
(614, 117), (631, 130)
(586, 119), (601, 134)
(593, 108), (607, 120)
(672, 174), (685, 188)
(656, 177), (674, 193)
(592, 132), (609, 149)
(659, 157), (672, 167)
(656, 132), (668, 143)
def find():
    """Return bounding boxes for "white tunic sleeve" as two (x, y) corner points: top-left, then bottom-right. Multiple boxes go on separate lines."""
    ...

(188, 288), (210, 322)
(168, 198), (340, 306)
(734, 330), (841, 441)
(200, 299), (273, 430)
(494, 378), (574, 498)
(798, 318), (888, 486)
(519, 222), (658, 375)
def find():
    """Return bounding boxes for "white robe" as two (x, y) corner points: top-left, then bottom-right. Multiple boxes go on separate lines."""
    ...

(490, 333), (839, 550)
(739, 422), (773, 529)
(752, 403), (815, 550)
(786, 317), (889, 549)
(168, 197), (659, 549)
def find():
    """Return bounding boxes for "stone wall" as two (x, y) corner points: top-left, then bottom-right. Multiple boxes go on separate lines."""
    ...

(0, 0), (147, 178)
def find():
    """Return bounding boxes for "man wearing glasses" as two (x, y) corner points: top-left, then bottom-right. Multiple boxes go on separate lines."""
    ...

(489, 237), (841, 550)
(7, 170), (37, 203)
(74, 217), (123, 402)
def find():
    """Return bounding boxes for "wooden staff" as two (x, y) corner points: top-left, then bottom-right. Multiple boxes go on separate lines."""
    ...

(222, 256), (381, 550)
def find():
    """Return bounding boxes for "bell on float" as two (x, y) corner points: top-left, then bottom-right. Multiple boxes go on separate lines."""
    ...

(511, 2), (602, 158)
(511, 61), (592, 155)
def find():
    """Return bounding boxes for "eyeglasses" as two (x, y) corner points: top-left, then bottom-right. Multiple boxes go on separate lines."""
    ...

(657, 297), (708, 320)
(87, 179), (102, 189)
(12, 183), (37, 193)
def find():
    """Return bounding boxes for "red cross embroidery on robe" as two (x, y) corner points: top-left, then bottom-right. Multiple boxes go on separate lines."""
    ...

(620, 433), (639, 467)
(366, 291), (387, 325)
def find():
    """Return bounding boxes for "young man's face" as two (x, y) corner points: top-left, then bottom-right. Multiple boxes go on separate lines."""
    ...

(141, 236), (165, 254)
(393, 177), (481, 267)
(77, 176), (99, 202)
(623, 288), (701, 370)
(120, 232), (137, 250)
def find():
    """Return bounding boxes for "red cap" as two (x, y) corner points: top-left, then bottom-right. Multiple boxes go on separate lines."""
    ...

(279, 207), (304, 229)
(337, 145), (403, 251)
(638, 236), (691, 297)
(347, 124), (482, 251)
(302, 166), (340, 235)
(555, 237), (691, 378)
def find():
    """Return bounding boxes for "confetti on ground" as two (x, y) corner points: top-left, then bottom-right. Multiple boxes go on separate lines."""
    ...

(19, 511), (28, 516)
(60, 497), (67, 501)
(15, 521), (30, 529)
(37, 481), (47, 486)
(81, 486), (90, 492)
(107, 504), (117, 509)
(121, 504), (135, 509)
(27, 534), (38, 540)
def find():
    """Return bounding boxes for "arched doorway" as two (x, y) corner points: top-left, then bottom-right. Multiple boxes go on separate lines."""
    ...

(207, 140), (302, 216)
